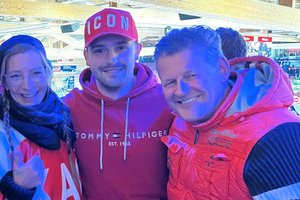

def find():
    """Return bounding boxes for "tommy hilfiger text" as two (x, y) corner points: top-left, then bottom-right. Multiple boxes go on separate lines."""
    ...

(76, 130), (168, 140)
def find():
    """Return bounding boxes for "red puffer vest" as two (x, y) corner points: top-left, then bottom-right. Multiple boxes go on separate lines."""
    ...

(161, 56), (300, 200)
(162, 108), (299, 200)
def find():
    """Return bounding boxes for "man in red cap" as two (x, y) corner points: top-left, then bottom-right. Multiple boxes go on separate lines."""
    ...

(64, 8), (174, 200)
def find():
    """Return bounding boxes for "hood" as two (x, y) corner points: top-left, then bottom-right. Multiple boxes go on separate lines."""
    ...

(193, 56), (294, 130)
(79, 62), (158, 103)
(227, 56), (294, 116)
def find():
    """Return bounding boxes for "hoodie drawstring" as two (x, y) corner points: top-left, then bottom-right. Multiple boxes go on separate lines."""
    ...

(99, 98), (131, 171)
(124, 97), (130, 162)
(100, 99), (104, 170)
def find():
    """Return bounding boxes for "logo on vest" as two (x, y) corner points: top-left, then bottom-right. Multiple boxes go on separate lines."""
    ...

(207, 129), (237, 148)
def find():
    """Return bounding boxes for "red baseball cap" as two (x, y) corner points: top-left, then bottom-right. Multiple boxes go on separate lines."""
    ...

(84, 8), (139, 47)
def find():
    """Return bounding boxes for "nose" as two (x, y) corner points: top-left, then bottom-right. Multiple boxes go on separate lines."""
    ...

(20, 75), (35, 89)
(107, 49), (119, 65)
(174, 80), (190, 96)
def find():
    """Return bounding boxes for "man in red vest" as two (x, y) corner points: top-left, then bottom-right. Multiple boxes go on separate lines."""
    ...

(154, 25), (300, 199)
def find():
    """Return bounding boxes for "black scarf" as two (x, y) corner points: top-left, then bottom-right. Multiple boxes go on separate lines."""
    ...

(0, 90), (75, 150)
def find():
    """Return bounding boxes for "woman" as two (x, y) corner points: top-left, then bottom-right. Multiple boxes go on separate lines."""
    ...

(0, 35), (81, 200)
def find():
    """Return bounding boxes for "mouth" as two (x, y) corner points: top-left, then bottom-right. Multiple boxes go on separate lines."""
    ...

(102, 67), (122, 72)
(21, 92), (37, 98)
(176, 96), (200, 104)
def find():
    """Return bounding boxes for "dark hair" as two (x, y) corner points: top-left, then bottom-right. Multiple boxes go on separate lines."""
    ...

(154, 25), (222, 66)
(216, 27), (247, 60)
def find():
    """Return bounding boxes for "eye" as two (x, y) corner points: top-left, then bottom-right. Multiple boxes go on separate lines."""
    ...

(7, 73), (21, 80)
(33, 70), (42, 75)
(162, 80), (176, 88)
(91, 47), (106, 54)
(115, 44), (128, 52)
(184, 73), (196, 81)
(31, 69), (44, 78)
(4, 73), (22, 84)
(10, 74), (21, 78)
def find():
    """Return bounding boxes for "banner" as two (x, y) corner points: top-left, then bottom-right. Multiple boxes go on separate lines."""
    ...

(243, 36), (272, 57)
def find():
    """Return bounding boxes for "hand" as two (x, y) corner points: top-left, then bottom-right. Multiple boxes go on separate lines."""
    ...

(12, 149), (45, 189)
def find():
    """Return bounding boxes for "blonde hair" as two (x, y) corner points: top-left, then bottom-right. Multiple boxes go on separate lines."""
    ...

(0, 43), (53, 88)
(0, 43), (53, 161)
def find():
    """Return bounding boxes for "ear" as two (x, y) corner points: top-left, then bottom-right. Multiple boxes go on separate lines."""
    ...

(218, 56), (230, 81)
(83, 49), (90, 66)
(134, 42), (142, 61)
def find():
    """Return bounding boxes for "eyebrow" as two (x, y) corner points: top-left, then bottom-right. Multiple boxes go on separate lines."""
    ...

(91, 40), (130, 48)
(161, 77), (175, 83)
(6, 66), (44, 73)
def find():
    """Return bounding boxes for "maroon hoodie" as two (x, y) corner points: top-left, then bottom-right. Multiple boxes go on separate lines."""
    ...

(64, 63), (174, 200)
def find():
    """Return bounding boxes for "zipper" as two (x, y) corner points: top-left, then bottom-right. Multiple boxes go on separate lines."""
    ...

(194, 129), (200, 144)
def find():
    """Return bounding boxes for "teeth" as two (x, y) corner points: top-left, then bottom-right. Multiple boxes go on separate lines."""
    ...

(181, 97), (197, 104)
(104, 68), (121, 72)
(22, 93), (35, 98)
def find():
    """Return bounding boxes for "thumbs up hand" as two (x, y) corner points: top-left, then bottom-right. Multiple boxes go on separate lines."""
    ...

(12, 149), (45, 189)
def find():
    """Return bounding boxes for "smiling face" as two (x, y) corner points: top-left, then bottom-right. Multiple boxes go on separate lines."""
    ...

(156, 48), (230, 124)
(84, 34), (141, 99)
(4, 50), (48, 106)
